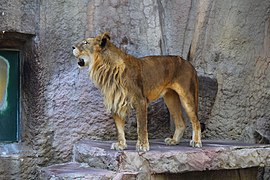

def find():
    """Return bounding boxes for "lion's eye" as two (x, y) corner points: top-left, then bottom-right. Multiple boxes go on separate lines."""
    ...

(83, 41), (88, 45)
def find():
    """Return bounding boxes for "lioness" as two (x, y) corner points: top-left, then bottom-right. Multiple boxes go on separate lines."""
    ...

(72, 32), (202, 151)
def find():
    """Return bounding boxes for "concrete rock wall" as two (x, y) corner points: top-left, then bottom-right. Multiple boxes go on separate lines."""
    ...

(190, 0), (270, 142)
(0, 0), (37, 34)
(0, 0), (269, 169)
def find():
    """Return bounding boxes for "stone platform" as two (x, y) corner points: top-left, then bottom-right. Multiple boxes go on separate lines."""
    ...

(41, 140), (270, 179)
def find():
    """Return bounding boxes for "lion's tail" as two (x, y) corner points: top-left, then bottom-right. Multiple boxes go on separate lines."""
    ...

(187, 45), (198, 113)
(194, 73), (199, 115)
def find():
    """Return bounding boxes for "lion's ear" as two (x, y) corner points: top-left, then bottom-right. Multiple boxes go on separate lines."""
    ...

(100, 37), (107, 48)
(100, 32), (110, 48)
(103, 32), (110, 40)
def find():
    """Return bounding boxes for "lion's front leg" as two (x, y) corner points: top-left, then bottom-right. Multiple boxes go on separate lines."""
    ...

(135, 100), (149, 152)
(111, 114), (127, 151)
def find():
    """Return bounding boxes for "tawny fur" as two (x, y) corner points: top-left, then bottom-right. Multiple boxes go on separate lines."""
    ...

(90, 54), (130, 118)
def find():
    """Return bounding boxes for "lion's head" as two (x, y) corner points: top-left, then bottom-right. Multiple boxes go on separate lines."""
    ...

(72, 32), (110, 68)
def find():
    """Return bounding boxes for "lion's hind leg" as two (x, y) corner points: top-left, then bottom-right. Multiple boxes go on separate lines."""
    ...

(163, 89), (186, 145)
(175, 87), (202, 148)
(111, 114), (127, 151)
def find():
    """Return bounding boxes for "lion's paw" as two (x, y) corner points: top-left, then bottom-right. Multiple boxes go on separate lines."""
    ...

(190, 140), (202, 148)
(164, 138), (179, 145)
(111, 142), (127, 151)
(136, 141), (149, 152)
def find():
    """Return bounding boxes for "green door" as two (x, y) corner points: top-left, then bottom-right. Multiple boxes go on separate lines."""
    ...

(0, 50), (20, 142)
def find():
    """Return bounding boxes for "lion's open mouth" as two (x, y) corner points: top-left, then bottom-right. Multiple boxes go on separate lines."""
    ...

(78, 58), (85, 66)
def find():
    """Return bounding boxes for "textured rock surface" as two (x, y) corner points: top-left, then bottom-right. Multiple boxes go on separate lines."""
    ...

(0, 0), (37, 34)
(153, 168), (259, 180)
(0, 1), (269, 178)
(41, 162), (144, 180)
(198, 76), (218, 125)
(74, 140), (270, 174)
(40, 162), (117, 180)
(40, 162), (141, 180)
(190, 0), (270, 143)
(255, 117), (270, 144)
(40, 140), (269, 179)
(41, 163), (261, 180)
(0, 143), (37, 179)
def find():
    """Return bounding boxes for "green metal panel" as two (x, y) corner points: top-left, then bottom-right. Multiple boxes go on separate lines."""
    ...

(0, 51), (20, 142)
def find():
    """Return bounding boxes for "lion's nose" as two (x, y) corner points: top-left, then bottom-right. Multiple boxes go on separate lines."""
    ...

(72, 46), (75, 50)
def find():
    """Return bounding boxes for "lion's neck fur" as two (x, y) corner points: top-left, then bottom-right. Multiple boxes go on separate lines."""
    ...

(89, 43), (134, 118)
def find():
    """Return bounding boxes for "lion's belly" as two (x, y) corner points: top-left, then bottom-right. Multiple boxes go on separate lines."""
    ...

(145, 87), (169, 102)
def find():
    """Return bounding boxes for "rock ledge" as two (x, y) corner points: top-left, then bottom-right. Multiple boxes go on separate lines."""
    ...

(74, 139), (270, 174)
